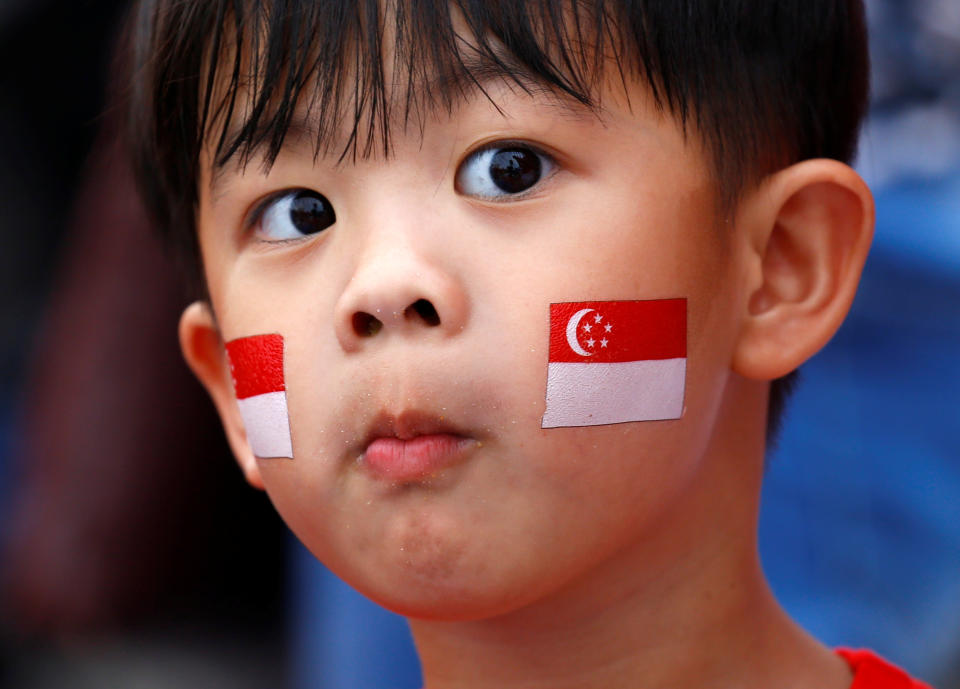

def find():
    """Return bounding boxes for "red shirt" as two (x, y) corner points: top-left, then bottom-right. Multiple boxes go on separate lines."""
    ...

(838, 649), (935, 689)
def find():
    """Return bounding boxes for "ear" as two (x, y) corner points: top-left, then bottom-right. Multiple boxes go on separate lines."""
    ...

(179, 302), (264, 489)
(733, 159), (874, 380)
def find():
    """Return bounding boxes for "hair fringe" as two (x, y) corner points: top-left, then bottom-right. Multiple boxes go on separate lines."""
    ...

(125, 0), (869, 442)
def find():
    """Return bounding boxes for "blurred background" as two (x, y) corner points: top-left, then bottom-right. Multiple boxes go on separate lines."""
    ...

(0, 1), (957, 687)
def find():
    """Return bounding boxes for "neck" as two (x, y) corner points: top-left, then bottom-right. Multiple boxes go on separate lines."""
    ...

(410, 375), (850, 689)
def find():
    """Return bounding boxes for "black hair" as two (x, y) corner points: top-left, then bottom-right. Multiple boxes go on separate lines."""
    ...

(125, 0), (869, 446)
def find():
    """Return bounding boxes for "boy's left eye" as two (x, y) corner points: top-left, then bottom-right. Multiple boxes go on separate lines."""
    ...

(455, 143), (555, 199)
(254, 189), (336, 241)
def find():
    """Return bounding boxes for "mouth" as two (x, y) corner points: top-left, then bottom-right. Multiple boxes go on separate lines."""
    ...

(357, 409), (477, 482)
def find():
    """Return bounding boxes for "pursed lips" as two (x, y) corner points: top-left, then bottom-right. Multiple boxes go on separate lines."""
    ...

(356, 409), (477, 481)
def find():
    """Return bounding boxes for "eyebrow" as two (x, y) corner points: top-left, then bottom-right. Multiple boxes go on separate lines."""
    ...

(206, 66), (598, 202)
(207, 120), (317, 204)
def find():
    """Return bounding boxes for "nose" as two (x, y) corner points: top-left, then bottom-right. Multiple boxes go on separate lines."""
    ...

(334, 242), (469, 352)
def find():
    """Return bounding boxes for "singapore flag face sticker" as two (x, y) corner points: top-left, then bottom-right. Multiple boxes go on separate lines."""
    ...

(542, 299), (687, 428)
(225, 334), (294, 459)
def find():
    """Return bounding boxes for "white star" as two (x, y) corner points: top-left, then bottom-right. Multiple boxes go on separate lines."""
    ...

(594, 313), (603, 323)
(586, 338), (595, 348)
(582, 323), (592, 333)
(604, 323), (612, 333)
(600, 338), (608, 348)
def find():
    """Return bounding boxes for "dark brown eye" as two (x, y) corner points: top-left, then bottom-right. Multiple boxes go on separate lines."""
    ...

(456, 143), (554, 199)
(259, 189), (336, 240)
(489, 148), (542, 193)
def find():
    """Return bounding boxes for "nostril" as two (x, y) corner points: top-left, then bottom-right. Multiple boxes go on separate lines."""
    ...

(406, 298), (440, 326)
(352, 312), (383, 337)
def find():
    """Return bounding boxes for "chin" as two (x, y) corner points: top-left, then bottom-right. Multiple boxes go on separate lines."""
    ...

(359, 576), (538, 623)
(329, 539), (550, 623)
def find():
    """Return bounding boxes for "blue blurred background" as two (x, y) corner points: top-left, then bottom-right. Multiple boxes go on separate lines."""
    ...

(1, 1), (958, 687)
(760, 1), (960, 681)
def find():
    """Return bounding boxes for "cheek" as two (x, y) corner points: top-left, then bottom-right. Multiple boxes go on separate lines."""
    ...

(490, 299), (726, 535)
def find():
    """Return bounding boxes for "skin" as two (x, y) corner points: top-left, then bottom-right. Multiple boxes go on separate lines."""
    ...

(181, 63), (875, 689)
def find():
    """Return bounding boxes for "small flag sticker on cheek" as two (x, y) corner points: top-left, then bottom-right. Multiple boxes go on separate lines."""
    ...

(542, 299), (687, 428)
(225, 334), (294, 459)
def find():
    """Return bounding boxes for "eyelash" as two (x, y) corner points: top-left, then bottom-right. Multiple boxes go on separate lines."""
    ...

(239, 138), (560, 238)
(465, 139), (553, 160)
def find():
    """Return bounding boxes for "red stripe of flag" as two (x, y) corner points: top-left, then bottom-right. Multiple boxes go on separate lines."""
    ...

(548, 299), (686, 364)
(225, 334), (285, 399)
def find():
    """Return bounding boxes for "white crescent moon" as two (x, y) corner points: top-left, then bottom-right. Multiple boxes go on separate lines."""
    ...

(565, 308), (594, 357)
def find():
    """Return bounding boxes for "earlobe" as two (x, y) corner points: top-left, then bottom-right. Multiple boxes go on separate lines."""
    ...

(179, 302), (265, 490)
(733, 159), (874, 380)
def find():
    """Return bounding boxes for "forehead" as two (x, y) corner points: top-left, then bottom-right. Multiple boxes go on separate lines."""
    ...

(200, 0), (630, 173)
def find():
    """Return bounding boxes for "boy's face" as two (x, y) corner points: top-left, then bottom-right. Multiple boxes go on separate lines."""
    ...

(195, 72), (747, 619)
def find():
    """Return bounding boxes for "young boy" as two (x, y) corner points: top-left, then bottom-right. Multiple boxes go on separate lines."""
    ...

(127, 1), (932, 687)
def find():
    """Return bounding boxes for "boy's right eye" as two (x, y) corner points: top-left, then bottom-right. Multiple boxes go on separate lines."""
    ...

(255, 189), (336, 241)
(455, 142), (555, 200)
